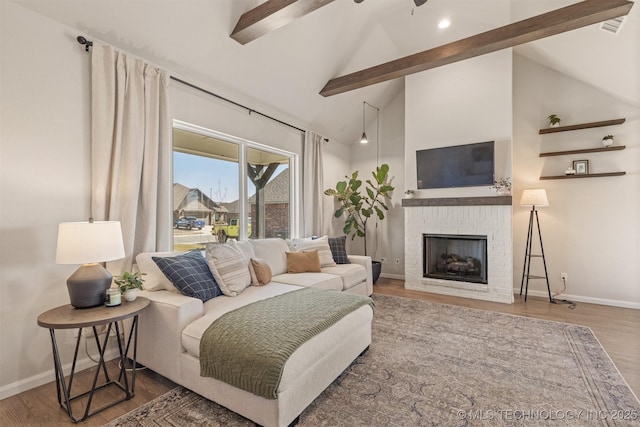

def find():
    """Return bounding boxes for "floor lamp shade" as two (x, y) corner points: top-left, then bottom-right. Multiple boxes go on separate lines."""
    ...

(520, 189), (549, 207)
(56, 221), (125, 308)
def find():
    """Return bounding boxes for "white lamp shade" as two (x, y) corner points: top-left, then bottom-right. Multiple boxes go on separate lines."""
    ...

(520, 189), (549, 207)
(56, 221), (125, 265)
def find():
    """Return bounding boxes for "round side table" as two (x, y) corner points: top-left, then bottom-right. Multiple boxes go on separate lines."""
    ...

(37, 297), (149, 423)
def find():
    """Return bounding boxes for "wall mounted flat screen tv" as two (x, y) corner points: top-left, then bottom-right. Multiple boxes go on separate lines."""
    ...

(416, 141), (494, 189)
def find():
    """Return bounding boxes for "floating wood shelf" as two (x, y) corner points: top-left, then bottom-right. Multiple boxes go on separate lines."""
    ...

(539, 118), (625, 134)
(539, 145), (626, 157)
(540, 172), (626, 180)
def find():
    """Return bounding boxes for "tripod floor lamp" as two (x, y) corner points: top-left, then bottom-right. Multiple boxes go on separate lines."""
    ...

(520, 189), (552, 302)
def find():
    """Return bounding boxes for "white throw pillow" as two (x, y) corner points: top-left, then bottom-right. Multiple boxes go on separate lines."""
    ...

(290, 236), (337, 267)
(135, 251), (183, 292)
(205, 243), (252, 297)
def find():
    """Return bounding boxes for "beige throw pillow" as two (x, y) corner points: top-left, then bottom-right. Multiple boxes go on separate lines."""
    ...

(290, 236), (337, 267)
(205, 243), (252, 296)
(250, 258), (272, 286)
(286, 251), (321, 273)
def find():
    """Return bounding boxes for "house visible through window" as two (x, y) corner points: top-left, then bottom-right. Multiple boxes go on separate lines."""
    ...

(172, 122), (295, 251)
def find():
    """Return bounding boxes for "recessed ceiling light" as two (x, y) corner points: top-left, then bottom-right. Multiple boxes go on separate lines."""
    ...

(438, 19), (450, 29)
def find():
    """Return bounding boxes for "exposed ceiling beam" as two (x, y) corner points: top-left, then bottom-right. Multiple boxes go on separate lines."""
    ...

(320, 0), (634, 97)
(231, 0), (335, 45)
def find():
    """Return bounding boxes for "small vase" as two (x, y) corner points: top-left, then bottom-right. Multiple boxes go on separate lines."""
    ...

(497, 189), (510, 196)
(602, 138), (614, 147)
(550, 123), (560, 128)
(123, 288), (139, 302)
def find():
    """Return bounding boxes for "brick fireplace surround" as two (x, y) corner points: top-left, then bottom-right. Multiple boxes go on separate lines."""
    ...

(403, 197), (513, 304)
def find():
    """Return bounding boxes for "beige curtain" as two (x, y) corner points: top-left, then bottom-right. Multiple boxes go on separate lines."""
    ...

(91, 43), (171, 272)
(302, 131), (324, 237)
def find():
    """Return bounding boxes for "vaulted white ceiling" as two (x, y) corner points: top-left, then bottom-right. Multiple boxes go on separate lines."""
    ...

(13, 0), (639, 144)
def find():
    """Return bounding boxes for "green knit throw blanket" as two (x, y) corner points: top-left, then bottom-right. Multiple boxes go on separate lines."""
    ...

(199, 287), (374, 399)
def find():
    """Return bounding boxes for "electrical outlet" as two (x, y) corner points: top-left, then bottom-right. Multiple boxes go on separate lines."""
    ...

(560, 272), (568, 281)
(380, 257), (387, 263)
(395, 258), (400, 264)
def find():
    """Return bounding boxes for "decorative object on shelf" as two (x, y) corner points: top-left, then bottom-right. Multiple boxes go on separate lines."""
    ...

(56, 220), (126, 309)
(324, 164), (394, 283)
(519, 189), (552, 303)
(490, 177), (512, 195)
(564, 167), (576, 175)
(602, 135), (614, 147)
(114, 271), (146, 302)
(547, 114), (561, 128)
(572, 160), (589, 175)
(105, 288), (121, 307)
(404, 190), (416, 198)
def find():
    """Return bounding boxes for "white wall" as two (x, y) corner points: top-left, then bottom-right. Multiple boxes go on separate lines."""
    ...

(405, 49), (513, 197)
(513, 54), (640, 307)
(0, 1), (93, 398)
(348, 90), (405, 278)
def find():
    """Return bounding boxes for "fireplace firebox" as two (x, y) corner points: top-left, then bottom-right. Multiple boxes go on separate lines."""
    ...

(423, 234), (488, 284)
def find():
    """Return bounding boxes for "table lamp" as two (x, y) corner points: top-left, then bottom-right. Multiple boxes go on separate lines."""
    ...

(56, 220), (125, 308)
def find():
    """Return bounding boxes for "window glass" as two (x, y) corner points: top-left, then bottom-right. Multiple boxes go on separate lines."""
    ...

(173, 128), (239, 251)
(247, 147), (290, 239)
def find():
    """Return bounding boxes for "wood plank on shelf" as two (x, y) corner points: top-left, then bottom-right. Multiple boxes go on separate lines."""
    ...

(539, 118), (625, 134)
(540, 172), (626, 180)
(539, 145), (626, 157)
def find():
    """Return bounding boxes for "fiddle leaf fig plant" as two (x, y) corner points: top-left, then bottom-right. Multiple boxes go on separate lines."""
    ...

(324, 164), (394, 256)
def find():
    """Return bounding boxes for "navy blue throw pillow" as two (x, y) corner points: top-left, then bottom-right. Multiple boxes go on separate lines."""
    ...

(153, 251), (222, 301)
(328, 235), (350, 264)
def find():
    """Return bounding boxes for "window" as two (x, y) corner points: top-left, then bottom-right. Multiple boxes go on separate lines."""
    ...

(172, 121), (297, 251)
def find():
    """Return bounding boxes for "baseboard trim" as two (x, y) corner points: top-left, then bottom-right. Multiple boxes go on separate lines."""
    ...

(380, 273), (405, 280)
(0, 348), (120, 400)
(513, 288), (640, 310)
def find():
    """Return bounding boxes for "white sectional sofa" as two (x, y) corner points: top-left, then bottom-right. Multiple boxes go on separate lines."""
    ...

(133, 237), (374, 427)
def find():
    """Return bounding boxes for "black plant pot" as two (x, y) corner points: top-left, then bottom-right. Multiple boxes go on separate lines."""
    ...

(372, 261), (382, 284)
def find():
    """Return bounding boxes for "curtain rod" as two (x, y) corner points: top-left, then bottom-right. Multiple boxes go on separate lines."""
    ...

(77, 36), (306, 134)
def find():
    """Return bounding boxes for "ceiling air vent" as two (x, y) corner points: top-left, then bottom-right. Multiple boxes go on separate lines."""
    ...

(600, 16), (625, 34)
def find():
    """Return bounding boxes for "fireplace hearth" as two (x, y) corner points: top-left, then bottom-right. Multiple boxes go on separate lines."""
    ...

(423, 234), (488, 284)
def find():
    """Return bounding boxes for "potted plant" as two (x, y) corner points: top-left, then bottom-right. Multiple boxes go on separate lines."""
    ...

(547, 114), (561, 127)
(490, 177), (511, 195)
(114, 271), (146, 302)
(324, 164), (394, 283)
(602, 135), (614, 147)
(404, 189), (416, 199)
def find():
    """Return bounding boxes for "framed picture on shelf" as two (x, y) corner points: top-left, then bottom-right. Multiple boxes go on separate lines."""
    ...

(573, 160), (589, 175)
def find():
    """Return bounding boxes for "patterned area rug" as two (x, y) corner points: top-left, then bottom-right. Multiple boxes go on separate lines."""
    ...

(106, 295), (640, 426)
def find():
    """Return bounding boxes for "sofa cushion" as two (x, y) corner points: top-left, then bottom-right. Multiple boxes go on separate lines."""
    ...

(290, 236), (336, 267)
(286, 251), (321, 273)
(205, 243), (252, 297)
(152, 251), (222, 301)
(321, 264), (367, 291)
(328, 235), (350, 264)
(249, 238), (290, 276)
(250, 258), (272, 286)
(136, 251), (183, 292)
(271, 272), (343, 291)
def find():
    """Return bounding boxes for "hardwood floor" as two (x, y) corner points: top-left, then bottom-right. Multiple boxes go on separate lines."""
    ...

(2, 278), (638, 426)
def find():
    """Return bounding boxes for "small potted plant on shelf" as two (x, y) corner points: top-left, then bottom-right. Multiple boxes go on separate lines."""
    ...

(547, 114), (561, 128)
(404, 189), (416, 199)
(490, 177), (512, 195)
(114, 271), (146, 302)
(602, 135), (614, 147)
